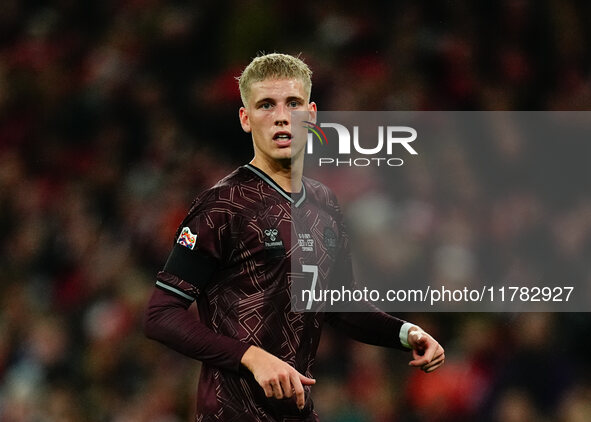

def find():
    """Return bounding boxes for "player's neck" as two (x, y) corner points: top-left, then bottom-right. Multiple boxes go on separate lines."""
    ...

(249, 157), (303, 193)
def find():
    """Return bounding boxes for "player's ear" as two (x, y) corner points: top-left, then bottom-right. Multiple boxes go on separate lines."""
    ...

(307, 102), (317, 124)
(239, 107), (251, 133)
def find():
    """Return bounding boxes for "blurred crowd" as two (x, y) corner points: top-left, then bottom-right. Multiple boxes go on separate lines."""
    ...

(1, 0), (591, 421)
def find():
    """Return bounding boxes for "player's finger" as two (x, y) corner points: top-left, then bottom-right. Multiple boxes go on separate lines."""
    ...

(422, 352), (445, 371)
(409, 348), (430, 367)
(298, 373), (316, 385)
(291, 373), (306, 410)
(278, 373), (292, 399)
(409, 356), (428, 367)
(262, 381), (274, 398)
(423, 361), (444, 373)
(274, 379), (287, 399)
(421, 347), (444, 366)
(409, 338), (437, 366)
(423, 359), (445, 373)
(422, 348), (443, 364)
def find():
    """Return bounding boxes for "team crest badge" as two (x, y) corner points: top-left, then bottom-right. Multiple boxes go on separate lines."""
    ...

(177, 227), (197, 250)
(323, 227), (337, 257)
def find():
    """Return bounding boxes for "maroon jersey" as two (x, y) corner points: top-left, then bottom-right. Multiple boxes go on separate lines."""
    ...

(150, 164), (406, 421)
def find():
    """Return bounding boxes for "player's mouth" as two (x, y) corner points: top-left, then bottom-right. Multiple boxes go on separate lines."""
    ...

(273, 131), (292, 147)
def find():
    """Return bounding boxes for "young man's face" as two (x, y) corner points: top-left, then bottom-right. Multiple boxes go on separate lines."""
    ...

(239, 78), (316, 167)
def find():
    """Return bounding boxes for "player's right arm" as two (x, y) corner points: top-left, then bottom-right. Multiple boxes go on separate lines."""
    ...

(144, 193), (251, 371)
(144, 287), (251, 371)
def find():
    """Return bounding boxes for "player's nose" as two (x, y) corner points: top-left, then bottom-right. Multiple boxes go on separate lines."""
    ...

(274, 104), (290, 127)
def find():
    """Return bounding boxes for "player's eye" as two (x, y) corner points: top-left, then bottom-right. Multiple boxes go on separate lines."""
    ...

(259, 102), (272, 110)
(288, 100), (301, 108)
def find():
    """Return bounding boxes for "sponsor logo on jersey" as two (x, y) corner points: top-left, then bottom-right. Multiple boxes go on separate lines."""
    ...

(264, 228), (279, 241)
(177, 227), (197, 250)
(263, 228), (284, 258)
(298, 233), (314, 252)
(263, 228), (284, 248)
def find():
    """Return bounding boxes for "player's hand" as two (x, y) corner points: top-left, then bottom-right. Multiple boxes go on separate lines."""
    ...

(407, 326), (445, 373)
(241, 345), (316, 410)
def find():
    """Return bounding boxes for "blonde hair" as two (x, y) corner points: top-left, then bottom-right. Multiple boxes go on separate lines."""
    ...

(237, 53), (312, 106)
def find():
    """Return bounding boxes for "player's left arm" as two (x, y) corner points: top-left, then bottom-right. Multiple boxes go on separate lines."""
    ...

(325, 192), (444, 372)
(326, 312), (445, 373)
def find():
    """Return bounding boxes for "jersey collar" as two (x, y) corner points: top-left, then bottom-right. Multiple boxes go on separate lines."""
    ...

(244, 164), (307, 208)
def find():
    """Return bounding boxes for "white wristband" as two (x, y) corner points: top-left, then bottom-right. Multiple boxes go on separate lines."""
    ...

(399, 322), (418, 349)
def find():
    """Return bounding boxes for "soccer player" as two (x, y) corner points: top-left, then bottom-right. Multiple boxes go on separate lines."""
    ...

(144, 53), (445, 421)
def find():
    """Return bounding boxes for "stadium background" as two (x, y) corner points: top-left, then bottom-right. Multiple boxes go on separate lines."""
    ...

(1, 1), (590, 421)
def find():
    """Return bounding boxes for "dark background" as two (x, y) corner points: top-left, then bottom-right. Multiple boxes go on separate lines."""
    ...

(1, 1), (590, 421)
